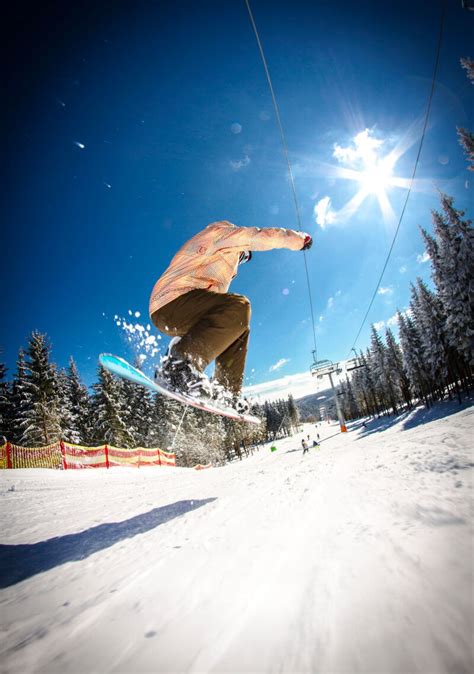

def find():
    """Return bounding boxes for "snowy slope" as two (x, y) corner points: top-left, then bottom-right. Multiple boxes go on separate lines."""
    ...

(1, 401), (473, 674)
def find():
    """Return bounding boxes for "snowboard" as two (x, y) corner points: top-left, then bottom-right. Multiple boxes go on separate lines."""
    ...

(99, 353), (261, 424)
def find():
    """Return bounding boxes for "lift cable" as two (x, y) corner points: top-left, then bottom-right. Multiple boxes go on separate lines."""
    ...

(347, 0), (446, 359)
(244, 0), (319, 361)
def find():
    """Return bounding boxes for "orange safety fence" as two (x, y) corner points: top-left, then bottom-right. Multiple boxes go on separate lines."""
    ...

(0, 441), (175, 469)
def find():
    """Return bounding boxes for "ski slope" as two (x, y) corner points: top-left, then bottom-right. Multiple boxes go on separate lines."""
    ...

(1, 401), (473, 674)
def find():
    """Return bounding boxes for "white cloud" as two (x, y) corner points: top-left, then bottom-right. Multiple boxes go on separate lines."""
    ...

(314, 196), (337, 227)
(333, 128), (383, 167)
(373, 320), (385, 331)
(378, 286), (393, 295)
(230, 155), (250, 171)
(399, 265), (407, 274)
(269, 358), (290, 373)
(417, 251), (430, 264)
(386, 308), (412, 328)
(327, 296), (334, 309)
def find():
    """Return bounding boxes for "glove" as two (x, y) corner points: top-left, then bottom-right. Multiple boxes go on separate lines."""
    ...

(301, 234), (313, 251)
(238, 250), (252, 265)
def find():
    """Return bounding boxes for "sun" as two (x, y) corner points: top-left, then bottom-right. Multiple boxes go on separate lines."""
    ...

(325, 129), (414, 225)
(358, 156), (394, 197)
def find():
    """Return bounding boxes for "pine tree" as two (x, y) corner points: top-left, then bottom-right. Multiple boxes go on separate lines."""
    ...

(397, 312), (432, 406)
(145, 394), (169, 448)
(410, 279), (450, 393)
(287, 393), (300, 431)
(119, 360), (157, 447)
(426, 197), (474, 366)
(384, 327), (412, 408)
(9, 350), (29, 445)
(457, 57), (474, 170)
(66, 358), (93, 444)
(342, 375), (360, 419)
(56, 367), (76, 441)
(91, 366), (135, 447)
(0, 362), (11, 440)
(360, 349), (379, 416)
(369, 325), (399, 415)
(18, 332), (62, 446)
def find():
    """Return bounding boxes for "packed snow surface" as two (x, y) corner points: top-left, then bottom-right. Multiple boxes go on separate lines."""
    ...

(1, 401), (473, 674)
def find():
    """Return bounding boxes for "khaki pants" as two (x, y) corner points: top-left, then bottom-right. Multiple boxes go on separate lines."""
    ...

(151, 289), (251, 394)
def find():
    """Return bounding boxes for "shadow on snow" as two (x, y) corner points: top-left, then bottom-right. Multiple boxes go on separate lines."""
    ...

(0, 498), (216, 588)
(351, 397), (473, 439)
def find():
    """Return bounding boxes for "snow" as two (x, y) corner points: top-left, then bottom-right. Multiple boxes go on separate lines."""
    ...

(1, 401), (473, 674)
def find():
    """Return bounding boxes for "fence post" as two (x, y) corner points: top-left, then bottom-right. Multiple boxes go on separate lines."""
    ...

(104, 444), (109, 469)
(60, 440), (68, 470)
(6, 442), (12, 469)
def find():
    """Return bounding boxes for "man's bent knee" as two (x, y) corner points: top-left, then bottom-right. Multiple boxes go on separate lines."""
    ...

(229, 294), (251, 326)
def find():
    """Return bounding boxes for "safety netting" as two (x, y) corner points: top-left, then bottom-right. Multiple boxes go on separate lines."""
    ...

(0, 441), (176, 469)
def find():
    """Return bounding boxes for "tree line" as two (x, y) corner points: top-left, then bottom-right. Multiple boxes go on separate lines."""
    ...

(338, 58), (473, 420)
(0, 340), (301, 466)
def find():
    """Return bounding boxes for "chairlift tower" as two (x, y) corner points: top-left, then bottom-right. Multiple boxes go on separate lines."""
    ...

(310, 356), (347, 433)
(310, 354), (364, 434)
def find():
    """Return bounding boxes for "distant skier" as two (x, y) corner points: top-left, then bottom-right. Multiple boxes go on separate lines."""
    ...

(301, 438), (309, 454)
(149, 220), (312, 412)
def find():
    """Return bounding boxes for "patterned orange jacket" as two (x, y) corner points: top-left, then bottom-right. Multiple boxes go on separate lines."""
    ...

(149, 220), (307, 316)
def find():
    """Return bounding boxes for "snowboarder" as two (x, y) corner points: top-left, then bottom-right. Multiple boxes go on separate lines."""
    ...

(149, 220), (312, 412)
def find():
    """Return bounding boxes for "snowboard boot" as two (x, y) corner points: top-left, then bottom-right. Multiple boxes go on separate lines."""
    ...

(212, 381), (250, 415)
(233, 395), (250, 415)
(156, 338), (212, 399)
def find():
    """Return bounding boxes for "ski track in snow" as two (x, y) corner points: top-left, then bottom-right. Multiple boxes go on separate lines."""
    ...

(0, 401), (473, 674)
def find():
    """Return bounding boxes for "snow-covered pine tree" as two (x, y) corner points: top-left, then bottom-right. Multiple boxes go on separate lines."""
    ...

(342, 375), (360, 420)
(120, 361), (157, 447)
(457, 57), (474, 170)
(350, 353), (372, 417)
(8, 350), (29, 445)
(397, 311), (432, 406)
(196, 410), (227, 464)
(287, 393), (300, 431)
(175, 406), (224, 466)
(18, 332), (62, 446)
(144, 393), (168, 448)
(91, 365), (135, 447)
(438, 195), (473, 367)
(424, 197), (473, 369)
(0, 361), (11, 440)
(156, 397), (190, 455)
(409, 279), (451, 398)
(384, 327), (412, 409)
(361, 348), (380, 415)
(66, 358), (93, 444)
(369, 325), (399, 415)
(56, 367), (76, 442)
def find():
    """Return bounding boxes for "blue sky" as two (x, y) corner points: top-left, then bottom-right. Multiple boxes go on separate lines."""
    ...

(2, 0), (472, 399)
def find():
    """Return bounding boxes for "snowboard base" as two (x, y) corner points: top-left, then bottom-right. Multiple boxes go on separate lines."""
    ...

(99, 354), (261, 425)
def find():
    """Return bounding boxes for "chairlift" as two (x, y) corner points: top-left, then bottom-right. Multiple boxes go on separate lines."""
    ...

(345, 356), (365, 372)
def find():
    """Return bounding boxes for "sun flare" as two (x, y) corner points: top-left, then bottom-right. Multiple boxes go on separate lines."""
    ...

(358, 158), (394, 197)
